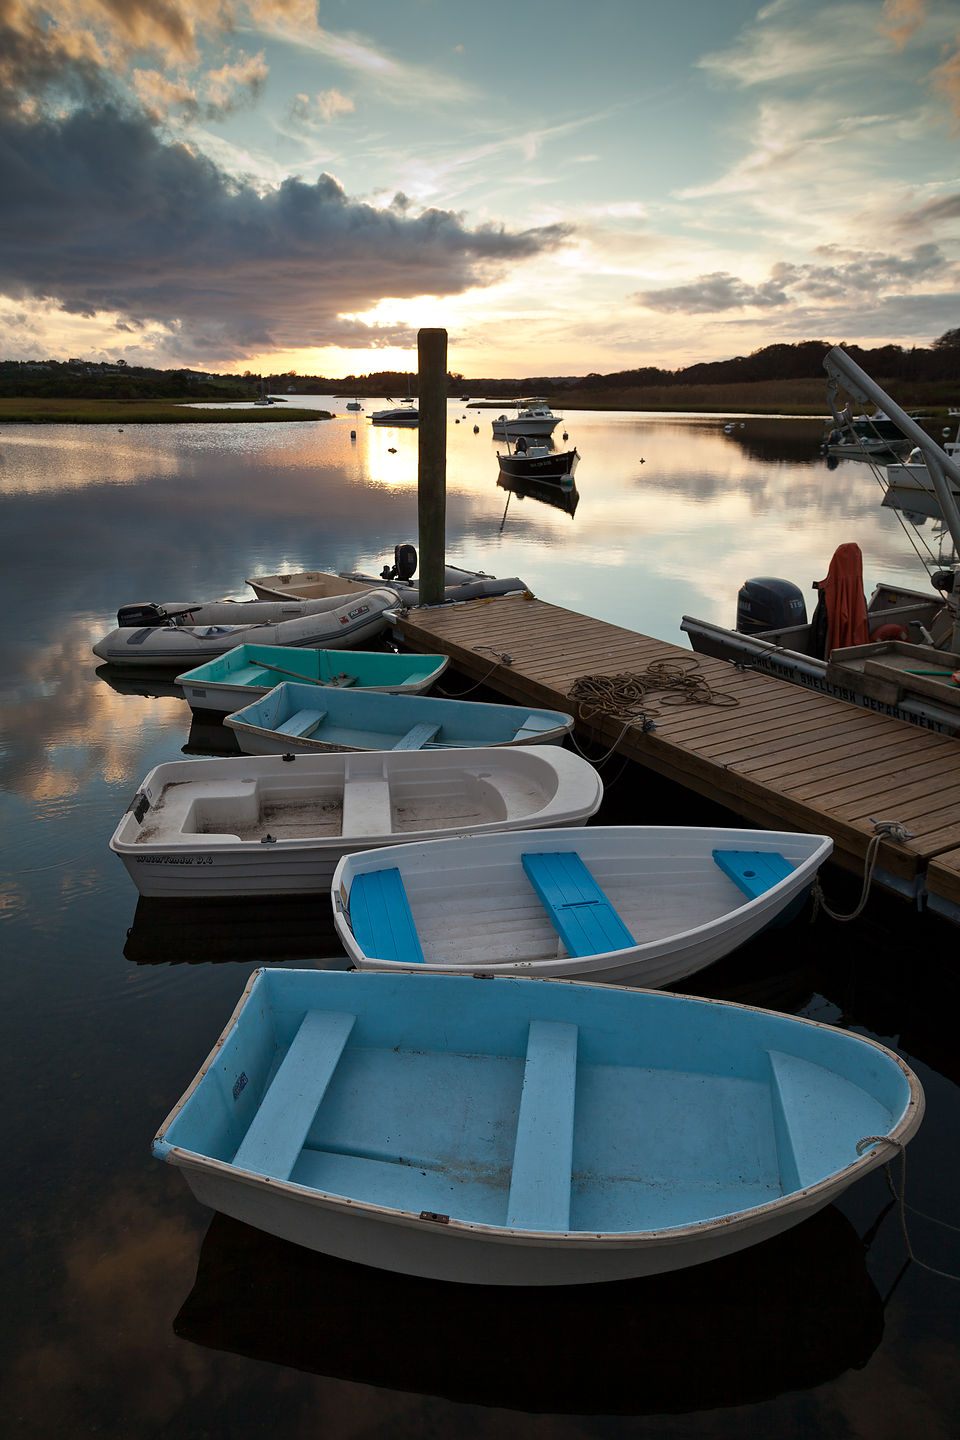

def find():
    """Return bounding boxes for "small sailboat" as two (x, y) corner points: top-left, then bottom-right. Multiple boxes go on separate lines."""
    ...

(153, 967), (923, 1285)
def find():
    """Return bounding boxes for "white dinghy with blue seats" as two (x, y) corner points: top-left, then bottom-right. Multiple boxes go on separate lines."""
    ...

(225, 681), (574, 755)
(152, 967), (923, 1286)
(331, 824), (834, 987)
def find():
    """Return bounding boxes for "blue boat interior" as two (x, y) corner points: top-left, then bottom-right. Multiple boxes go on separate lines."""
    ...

(230, 681), (570, 750)
(180, 645), (444, 694)
(158, 971), (910, 1237)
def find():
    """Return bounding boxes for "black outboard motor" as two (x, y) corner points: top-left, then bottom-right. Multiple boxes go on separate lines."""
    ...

(116, 602), (169, 628)
(736, 578), (807, 636)
(380, 543), (418, 583)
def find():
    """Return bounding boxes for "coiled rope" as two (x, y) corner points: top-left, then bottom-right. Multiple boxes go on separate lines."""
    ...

(567, 659), (739, 763)
(857, 1136), (959, 1281)
(811, 818), (915, 923)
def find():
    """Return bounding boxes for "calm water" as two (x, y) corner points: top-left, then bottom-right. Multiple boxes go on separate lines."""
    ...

(1, 401), (957, 1438)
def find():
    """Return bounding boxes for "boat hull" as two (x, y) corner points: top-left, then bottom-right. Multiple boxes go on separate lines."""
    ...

(109, 747), (603, 897)
(176, 645), (449, 714)
(497, 448), (579, 481)
(154, 968), (923, 1285)
(331, 825), (833, 985)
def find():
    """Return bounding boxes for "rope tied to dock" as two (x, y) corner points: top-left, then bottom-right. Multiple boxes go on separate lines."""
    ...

(811, 817), (916, 924)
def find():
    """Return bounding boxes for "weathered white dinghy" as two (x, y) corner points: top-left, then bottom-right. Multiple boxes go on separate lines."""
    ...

(176, 644), (449, 715)
(91, 589), (396, 668)
(225, 682), (574, 755)
(331, 825), (833, 986)
(109, 746), (603, 897)
(152, 967), (923, 1285)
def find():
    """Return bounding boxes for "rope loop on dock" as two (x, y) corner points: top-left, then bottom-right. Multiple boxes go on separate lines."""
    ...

(568, 658), (739, 726)
(811, 816), (916, 924)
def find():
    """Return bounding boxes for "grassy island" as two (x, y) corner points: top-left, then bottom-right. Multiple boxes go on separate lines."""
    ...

(0, 397), (333, 424)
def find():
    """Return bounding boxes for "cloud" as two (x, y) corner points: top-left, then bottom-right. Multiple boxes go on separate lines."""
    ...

(881, 0), (928, 50)
(290, 90), (356, 126)
(0, 104), (570, 364)
(635, 244), (951, 314)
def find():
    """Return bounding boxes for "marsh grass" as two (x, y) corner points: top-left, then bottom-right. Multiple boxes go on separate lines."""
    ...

(0, 398), (333, 424)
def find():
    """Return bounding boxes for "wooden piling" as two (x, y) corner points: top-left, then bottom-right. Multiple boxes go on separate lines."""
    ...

(417, 328), (448, 606)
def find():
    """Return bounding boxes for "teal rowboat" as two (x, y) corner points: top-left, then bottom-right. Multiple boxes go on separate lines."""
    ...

(177, 644), (448, 714)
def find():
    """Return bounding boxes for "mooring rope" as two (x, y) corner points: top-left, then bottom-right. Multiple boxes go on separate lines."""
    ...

(857, 1136), (959, 1282)
(811, 818), (915, 923)
(435, 645), (514, 698)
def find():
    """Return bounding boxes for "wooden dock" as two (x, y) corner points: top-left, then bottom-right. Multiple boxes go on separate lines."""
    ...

(394, 592), (960, 921)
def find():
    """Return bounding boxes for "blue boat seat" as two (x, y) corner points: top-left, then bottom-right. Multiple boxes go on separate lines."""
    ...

(392, 721), (440, 750)
(712, 849), (793, 900)
(507, 1020), (578, 1232)
(230, 665), (270, 686)
(231, 1009), (356, 1180)
(274, 708), (327, 738)
(512, 714), (562, 741)
(521, 851), (635, 958)
(348, 867), (425, 965)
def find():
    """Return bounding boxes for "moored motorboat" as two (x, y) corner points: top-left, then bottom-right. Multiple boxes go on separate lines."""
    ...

(497, 438), (579, 482)
(92, 589), (397, 668)
(370, 404), (419, 426)
(110, 745), (602, 897)
(176, 644), (449, 715)
(153, 966), (923, 1285)
(491, 400), (560, 438)
(224, 682), (574, 755)
(330, 824), (833, 984)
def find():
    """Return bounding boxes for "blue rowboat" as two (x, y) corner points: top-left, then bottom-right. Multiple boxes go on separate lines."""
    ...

(176, 644), (449, 714)
(224, 681), (574, 755)
(153, 968), (923, 1286)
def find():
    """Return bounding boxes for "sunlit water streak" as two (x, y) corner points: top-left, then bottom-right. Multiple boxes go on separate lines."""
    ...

(0, 403), (957, 1438)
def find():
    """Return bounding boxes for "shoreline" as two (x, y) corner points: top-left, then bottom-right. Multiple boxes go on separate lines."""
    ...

(0, 399), (334, 424)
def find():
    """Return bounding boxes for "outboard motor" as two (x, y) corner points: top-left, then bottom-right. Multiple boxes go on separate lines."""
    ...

(116, 602), (169, 628)
(736, 577), (807, 636)
(380, 543), (418, 583)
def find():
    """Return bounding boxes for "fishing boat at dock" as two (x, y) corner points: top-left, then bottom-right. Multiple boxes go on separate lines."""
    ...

(152, 966), (923, 1285)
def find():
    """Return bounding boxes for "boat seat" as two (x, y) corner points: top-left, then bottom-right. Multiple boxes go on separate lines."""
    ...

(512, 714), (563, 741)
(521, 851), (635, 958)
(229, 664), (270, 686)
(340, 777), (393, 837)
(712, 849), (793, 900)
(507, 1020), (578, 1232)
(274, 708), (327, 738)
(767, 1050), (855, 1192)
(348, 867), (425, 965)
(392, 721), (440, 751)
(231, 1009), (356, 1181)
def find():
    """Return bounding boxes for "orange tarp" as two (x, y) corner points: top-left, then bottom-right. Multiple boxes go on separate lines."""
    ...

(816, 542), (870, 653)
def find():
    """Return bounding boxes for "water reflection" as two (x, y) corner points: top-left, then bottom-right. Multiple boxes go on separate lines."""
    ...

(497, 473), (580, 525)
(174, 1205), (883, 1415)
(124, 894), (348, 966)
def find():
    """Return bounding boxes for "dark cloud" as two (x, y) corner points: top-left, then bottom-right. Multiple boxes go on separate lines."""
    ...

(635, 245), (951, 316)
(896, 191), (960, 229)
(0, 103), (570, 362)
(634, 272), (790, 314)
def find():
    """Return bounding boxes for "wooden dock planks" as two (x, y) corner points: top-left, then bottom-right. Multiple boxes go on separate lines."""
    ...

(396, 593), (960, 915)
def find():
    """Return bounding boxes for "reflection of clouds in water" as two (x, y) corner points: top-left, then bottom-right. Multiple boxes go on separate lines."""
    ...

(0, 429), (181, 497)
(2, 618), (185, 806)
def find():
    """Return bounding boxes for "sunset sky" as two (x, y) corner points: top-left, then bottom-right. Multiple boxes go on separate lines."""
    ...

(2, 0), (958, 378)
